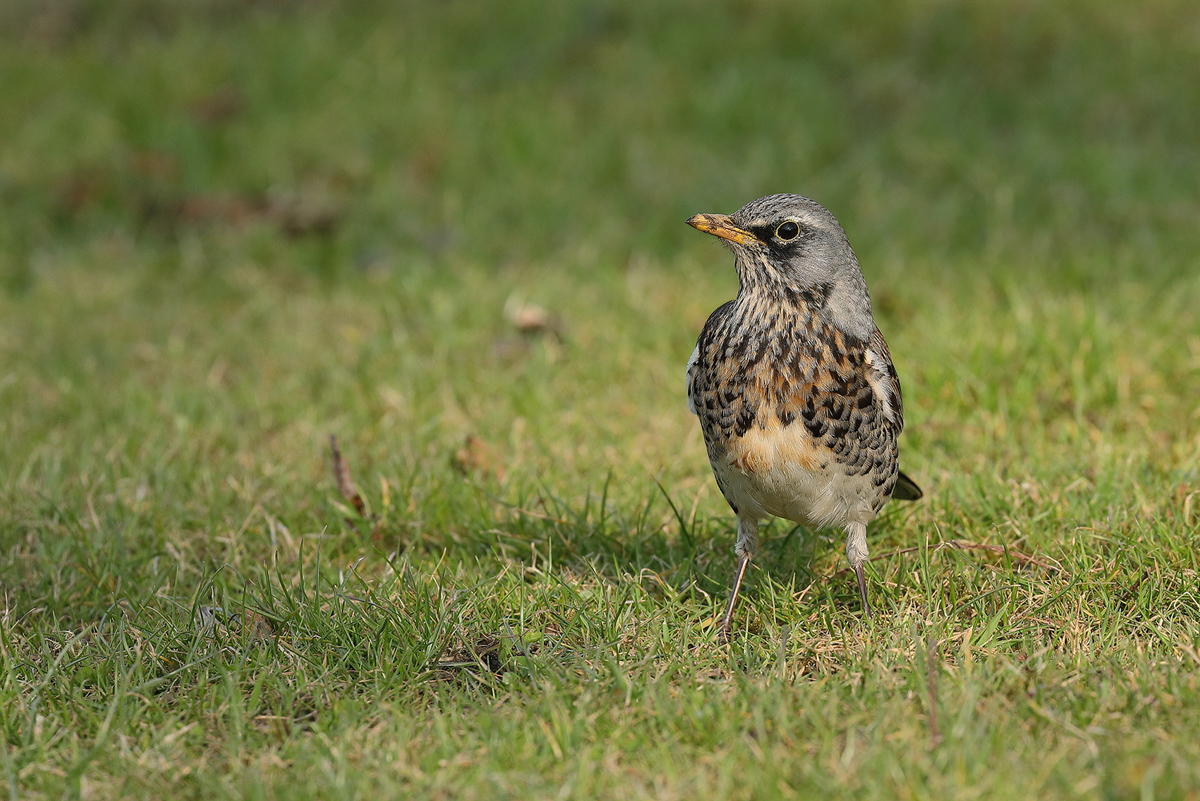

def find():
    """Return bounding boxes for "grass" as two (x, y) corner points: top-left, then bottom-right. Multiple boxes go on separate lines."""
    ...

(2, 0), (1199, 798)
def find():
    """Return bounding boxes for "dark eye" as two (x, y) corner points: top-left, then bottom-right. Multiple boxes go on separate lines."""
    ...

(776, 221), (800, 241)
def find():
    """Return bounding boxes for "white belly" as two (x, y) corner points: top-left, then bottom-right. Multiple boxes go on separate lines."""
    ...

(713, 458), (879, 530)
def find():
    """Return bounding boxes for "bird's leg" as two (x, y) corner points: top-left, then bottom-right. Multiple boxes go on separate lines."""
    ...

(720, 517), (759, 641)
(854, 563), (871, 620)
(719, 553), (751, 642)
(845, 521), (872, 619)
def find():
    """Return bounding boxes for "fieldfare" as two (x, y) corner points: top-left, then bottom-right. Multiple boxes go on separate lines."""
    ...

(686, 194), (922, 638)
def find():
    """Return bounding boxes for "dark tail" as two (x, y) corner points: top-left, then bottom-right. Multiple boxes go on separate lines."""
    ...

(892, 469), (923, 501)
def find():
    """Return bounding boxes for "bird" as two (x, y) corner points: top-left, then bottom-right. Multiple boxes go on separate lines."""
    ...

(684, 193), (922, 639)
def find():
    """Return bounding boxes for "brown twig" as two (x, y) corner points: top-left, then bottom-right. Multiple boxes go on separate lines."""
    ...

(491, 501), (571, 526)
(835, 538), (1062, 575)
(330, 434), (366, 518)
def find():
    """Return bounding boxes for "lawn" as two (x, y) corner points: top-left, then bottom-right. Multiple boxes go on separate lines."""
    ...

(2, 1), (1199, 798)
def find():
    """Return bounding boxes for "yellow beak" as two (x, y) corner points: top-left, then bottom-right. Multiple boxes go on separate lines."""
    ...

(686, 213), (757, 246)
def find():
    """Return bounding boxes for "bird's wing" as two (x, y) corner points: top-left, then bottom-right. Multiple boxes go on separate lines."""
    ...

(863, 328), (904, 433)
(687, 300), (736, 418)
(685, 344), (700, 416)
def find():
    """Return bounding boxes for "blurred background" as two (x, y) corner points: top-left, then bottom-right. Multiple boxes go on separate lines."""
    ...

(1, 0), (1198, 592)
(3, 0), (1198, 281)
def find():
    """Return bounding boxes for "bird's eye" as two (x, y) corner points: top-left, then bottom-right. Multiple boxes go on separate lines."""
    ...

(776, 221), (800, 241)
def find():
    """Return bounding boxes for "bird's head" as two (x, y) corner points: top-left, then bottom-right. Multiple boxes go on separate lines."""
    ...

(687, 193), (876, 339)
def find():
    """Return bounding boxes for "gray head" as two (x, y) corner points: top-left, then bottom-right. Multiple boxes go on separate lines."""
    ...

(687, 193), (876, 339)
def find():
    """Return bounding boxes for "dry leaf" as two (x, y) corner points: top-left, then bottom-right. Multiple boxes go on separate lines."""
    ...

(452, 434), (506, 480)
(504, 296), (564, 340)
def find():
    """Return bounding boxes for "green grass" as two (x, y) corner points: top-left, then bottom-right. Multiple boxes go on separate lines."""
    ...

(2, 1), (1200, 798)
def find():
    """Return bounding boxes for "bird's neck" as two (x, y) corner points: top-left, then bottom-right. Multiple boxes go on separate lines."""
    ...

(736, 277), (832, 318)
(734, 277), (873, 344)
(732, 252), (876, 341)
